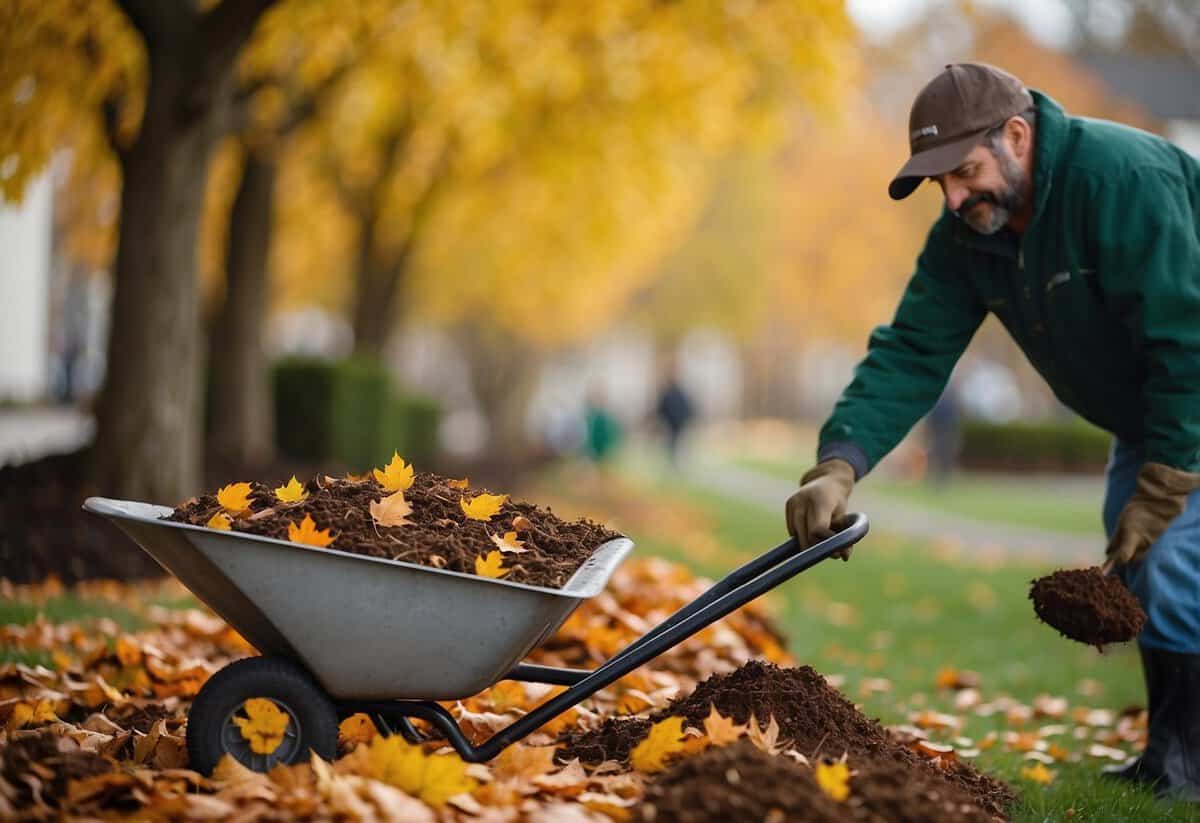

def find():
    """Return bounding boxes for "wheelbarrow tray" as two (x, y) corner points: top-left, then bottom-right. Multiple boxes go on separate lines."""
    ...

(83, 497), (633, 702)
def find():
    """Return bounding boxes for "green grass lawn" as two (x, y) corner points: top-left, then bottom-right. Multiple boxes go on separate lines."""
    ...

(733, 453), (1104, 536)
(534, 457), (1198, 822)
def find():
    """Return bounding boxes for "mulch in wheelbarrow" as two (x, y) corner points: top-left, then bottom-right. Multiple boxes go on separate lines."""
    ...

(1029, 567), (1146, 648)
(559, 660), (1014, 820)
(169, 460), (621, 589)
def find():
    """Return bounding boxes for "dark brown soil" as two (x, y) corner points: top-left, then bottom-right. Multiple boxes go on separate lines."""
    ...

(169, 471), (621, 588)
(1029, 567), (1146, 648)
(559, 661), (1013, 819)
(641, 741), (995, 823)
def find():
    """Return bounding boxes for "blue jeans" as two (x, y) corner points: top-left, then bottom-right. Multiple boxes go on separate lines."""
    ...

(1104, 440), (1200, 654)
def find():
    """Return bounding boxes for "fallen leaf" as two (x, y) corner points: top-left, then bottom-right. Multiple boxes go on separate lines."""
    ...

(491, 531), (528, 554)
(701, 705), (747, 746)
(935, 667), (980, 690)
(461, 493), (508, 522)
(234, 698), (290, 755)
(747, 713), (783, 755)
(288, 514), (335, 548)
(492, 743), (558, 781)
(630, 716), (687, 773)
(274, 476), (308, 503)
(370, 491), (414, 528)
(373, 453), (415, 493)
(1021, 763), (1056, 784)
(449, 478), (470, 489)
(475, 551), (509, 579)
(217, 483), (253, 515)
(339, 713), (377, 748)
(815, 758), (851, 802)
(206, 512), (232, 530)
(512, 515), (533, 532)
(367, 734), (476, 807)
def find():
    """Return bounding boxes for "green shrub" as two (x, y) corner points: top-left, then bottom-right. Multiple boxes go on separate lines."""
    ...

(960, 418), (1111, 471)
(272, 356), (441, 469)
(272, 357), (337, 461)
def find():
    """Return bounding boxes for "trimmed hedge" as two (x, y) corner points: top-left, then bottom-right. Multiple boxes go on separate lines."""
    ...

(272, 356), (440, 468)
(959, 418), (1111, 472)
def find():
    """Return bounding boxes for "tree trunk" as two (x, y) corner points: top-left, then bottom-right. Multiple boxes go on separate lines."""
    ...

(90, 63), (214, 503)
(351, 232), (410, 356)
(90, 0), (275, 503)
(461, 326), (543, 466)
(207, 149), (276, 468)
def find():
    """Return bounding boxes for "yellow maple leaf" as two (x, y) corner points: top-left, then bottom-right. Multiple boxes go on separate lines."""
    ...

(1021, 763), (1056, 785)
(815, 758), (851, 802)
(233, 698), (290, 755)
(373, 452), (415, 492)
(461, 493), (507, 521)
(367, 734), (476, 807)
(490, 531), (527, 554)
(288, 514), (335, 548)
(448, 477), (469, 489)
(702, 705), (747, 746)
(8, 698), (58, 730)
(274, 475), (308, 503)
(206, 512), (232, 530)
(475, 550), (508, 579)
(217, 482), (253, 515)
(631, 716), (687, 773)
(370, 490), (414, 527)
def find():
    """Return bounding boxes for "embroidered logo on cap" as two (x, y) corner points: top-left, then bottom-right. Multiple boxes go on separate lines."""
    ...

(911, 125), (939, 140)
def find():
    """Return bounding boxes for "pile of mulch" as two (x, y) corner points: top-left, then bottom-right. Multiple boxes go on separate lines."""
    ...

(169, 472), (621, 588)
(1029, 567), (1146, 648)
(641, 741), (994, 823)
(559, 661), (1013, 820)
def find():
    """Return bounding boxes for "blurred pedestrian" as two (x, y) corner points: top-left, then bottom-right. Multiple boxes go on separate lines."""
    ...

(655, 365), (694, 468)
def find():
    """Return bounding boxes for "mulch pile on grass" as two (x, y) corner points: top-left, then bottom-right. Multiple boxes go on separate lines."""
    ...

(1029, 567), (1146, 648)
(641, 740), (994, 823)
(170, 470), (621, 588)
(559, 661), (1013, 820)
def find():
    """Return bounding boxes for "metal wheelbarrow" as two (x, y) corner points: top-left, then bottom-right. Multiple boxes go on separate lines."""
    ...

(83, 496), (868, 775)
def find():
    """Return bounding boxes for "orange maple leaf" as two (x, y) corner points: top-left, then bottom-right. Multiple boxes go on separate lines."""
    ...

(702, 705), (747, 746)
(206, 512), (232, 531)
(288, 514), (335, 548)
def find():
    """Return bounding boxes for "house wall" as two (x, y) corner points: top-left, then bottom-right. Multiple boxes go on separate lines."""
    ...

(0, 173), (52, 401)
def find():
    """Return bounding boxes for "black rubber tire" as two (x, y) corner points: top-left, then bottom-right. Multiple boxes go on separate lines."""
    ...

(186, 656), (338, 776)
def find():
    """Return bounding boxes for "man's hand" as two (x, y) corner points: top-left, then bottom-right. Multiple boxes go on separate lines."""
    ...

(785, 459), (856, 558)
(1106, 462), (1200, 567)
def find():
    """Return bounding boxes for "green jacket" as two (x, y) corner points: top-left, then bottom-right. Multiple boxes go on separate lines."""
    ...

(818, 92), (1200, 476)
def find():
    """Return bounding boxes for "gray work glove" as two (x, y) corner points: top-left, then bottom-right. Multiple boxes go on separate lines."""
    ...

(1107, 462), (1200, 567)
(785, 458), (855, 558)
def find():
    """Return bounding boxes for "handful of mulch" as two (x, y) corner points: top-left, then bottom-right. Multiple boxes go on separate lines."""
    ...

(1029, 566), (1146, 648)
(168, 456), (621, 589)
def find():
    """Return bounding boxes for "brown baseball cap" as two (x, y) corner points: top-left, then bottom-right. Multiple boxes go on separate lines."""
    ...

(888, 62), (1032, 200)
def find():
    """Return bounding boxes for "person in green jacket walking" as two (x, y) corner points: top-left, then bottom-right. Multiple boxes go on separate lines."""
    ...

(785, 63), (1200, 799)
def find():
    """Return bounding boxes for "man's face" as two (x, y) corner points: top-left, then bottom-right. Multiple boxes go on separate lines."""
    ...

(932, 138), (1027, 235)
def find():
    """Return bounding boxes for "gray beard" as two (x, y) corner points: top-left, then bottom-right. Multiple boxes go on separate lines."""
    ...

(957, 143), (1027, 235)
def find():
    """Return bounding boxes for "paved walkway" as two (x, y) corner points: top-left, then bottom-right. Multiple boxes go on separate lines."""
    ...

(0, 405), (93, 467)
(684, 456), (1099, 563)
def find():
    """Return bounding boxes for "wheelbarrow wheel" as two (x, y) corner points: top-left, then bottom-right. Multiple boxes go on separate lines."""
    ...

(186, 656), (338, 776)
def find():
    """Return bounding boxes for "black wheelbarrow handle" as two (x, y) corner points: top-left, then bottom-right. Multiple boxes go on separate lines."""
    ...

(344, 512), (870, 761)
